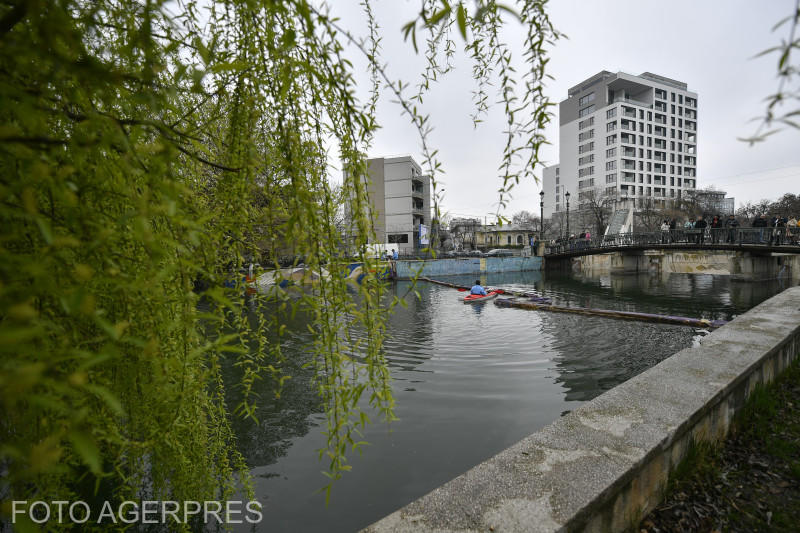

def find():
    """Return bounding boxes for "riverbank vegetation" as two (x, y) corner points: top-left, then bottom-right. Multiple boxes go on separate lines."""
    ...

(640, 359), (800, 532)
(0, 0), (560, 520)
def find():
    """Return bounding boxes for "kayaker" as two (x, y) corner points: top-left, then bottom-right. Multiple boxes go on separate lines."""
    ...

(470, 280), (487, 296)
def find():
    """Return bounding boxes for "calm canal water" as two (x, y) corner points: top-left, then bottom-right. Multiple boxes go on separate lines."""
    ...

(230, 270), (795, 532)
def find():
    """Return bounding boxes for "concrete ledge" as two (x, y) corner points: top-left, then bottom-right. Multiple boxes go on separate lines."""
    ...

(363, 286), (800, 532)
(395, 257), (542, 279)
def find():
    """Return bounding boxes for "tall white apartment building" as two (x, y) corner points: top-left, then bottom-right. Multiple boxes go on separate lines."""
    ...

(346, 156), (432, 253)
(543, 71), (698, 218)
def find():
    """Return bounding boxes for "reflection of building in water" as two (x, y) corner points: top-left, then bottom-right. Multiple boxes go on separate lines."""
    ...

(231, 282), (441, 468)
(538, 310), (695, 402)
(548, 271), (743, 321)
(729, 279), (790, 310)
(226, 304), (322, 467)
(384, 281), (436, 372)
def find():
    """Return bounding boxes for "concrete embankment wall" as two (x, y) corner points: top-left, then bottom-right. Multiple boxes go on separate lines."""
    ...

(364, 286), (800, 533)
(395, 256), (542, 280)
(574, 250), (800, 281)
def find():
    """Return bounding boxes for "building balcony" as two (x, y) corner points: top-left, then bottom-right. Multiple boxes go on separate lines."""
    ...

(622, 147), (636, 157)
(613, 96), (651, 108)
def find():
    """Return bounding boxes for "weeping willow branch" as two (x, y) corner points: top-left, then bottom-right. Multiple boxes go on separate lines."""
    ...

(0, 0), (560, 514)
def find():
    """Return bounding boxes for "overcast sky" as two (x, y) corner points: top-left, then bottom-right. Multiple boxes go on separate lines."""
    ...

(329, 0), (799, 219)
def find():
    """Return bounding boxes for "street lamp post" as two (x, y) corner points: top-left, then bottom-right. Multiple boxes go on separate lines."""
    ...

(565, 191), (571, 240)
(539, 190), (544, 239)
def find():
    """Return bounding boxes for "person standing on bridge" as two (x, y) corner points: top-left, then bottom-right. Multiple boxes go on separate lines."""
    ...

(710, 215), (723, 244)
(774, 216), (787, 246)
(694, 215), (708, 244)
(753, 214), (768, 243)
(724, 214), (739, 243)
(660, 220), (670, 243)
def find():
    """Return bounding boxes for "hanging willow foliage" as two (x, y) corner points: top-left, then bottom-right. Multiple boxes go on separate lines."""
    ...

(0, 0), (560, 520)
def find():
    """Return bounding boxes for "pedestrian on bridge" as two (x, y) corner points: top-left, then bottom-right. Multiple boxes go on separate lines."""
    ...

(694, 216), (708, 244)
(724, 214), (739, 243)
(684, 218), (695, 243)
(753, 214), (768, 243)
(788, 216), (798, 245)
(710, 215), (723, 244)
(772, 216), (787, 246)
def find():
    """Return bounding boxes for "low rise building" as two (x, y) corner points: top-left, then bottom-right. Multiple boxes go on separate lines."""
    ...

(477, 223), (538, 248)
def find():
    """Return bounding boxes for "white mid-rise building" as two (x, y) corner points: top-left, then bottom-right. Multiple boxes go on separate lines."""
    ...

(346, 156), (432, 253)
(543, 71), (698, 218)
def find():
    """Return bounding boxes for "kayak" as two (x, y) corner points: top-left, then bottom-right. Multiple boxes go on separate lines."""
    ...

(461, 290), (500, 303)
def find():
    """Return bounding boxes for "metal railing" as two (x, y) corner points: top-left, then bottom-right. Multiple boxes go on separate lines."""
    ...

(545, 227), (800, 255)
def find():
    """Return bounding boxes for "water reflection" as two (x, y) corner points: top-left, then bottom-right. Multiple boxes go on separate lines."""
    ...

(225, 270), (794, 533)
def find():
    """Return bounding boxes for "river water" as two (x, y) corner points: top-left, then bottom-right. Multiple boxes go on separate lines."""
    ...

(230, 271), (794, 532)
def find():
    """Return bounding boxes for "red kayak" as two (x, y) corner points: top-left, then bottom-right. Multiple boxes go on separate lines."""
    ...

(461, 290), (500, 303)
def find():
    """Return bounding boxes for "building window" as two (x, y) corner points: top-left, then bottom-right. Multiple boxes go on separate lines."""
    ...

(606, 121), (617, 132)
(606, 108), (617, 119)
(517, 235), (523, 245)
(606, 173), (617, 183)
(506, 235), (512, 245)
(578, 104), (595, 118)
(606, 147), (617, 157)
(578, 166), (595, 177)
(579, 116), (595, 129)
(605, 160), (617, 171)
(579, 92), (596, 106)
(388, 233), (409, 243)
(579, 178), (595, 189)
(578, 141), (594, 154)
(578, 129), (594, 141)
(579, 154), (595, 165)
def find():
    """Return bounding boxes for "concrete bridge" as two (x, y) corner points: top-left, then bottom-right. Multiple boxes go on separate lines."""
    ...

(543, 232), (800, 281)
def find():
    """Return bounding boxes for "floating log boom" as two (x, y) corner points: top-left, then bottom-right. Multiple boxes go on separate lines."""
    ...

(419, 277), (727, 329)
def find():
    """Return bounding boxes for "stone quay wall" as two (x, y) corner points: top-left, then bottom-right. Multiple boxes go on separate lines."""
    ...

(364, 286), (800, 532)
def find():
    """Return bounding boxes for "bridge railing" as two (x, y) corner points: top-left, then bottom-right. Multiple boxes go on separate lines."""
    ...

(544, 226), (800, 255)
